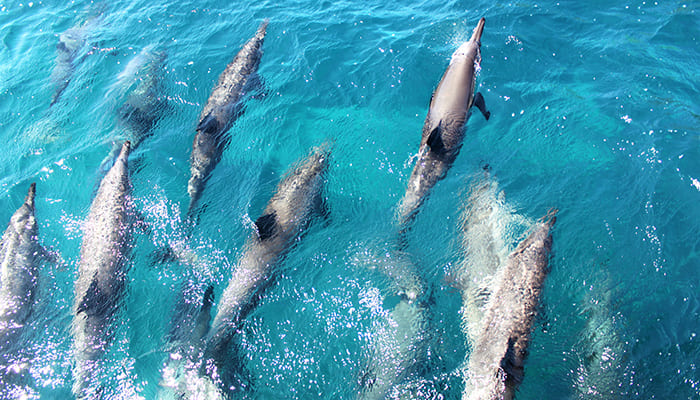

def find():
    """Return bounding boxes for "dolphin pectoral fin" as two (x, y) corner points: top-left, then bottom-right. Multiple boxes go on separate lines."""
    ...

(474, 92), (490, 120)
(196, 113), (219, 134)
(254, 212), (277, 241)
(425, 124), (445, 152)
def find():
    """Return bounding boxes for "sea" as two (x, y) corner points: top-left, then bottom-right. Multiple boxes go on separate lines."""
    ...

(0, 0), (698, 399)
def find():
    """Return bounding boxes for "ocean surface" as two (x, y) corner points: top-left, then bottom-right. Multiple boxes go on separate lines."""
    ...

(0, 0), (698, 399)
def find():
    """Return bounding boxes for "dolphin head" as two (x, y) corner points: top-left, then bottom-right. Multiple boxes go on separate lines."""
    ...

(24, 182), (36, 210)
(117, 141), (131, 162)
(470, 17), (485, 45)
(451, 18), (485, 63)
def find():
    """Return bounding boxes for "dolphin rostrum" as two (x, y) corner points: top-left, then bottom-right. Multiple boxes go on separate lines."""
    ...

(202, 143), (329, 382)
(397, 17), (490, 227)
(71, 141), (134, 397)
(462, 210), (557, 400)
(188, 19), (269, 217)
(0, 183), (54, 351)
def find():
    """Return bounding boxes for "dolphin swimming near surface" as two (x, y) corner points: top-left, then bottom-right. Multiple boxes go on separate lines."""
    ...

(357, 255), (430, 400)
(71, 141), (135, 397)
(462, 210), (557, 400)
(0, 183), (56, 398)
(99, 48), (168, 174)
(456, 168), (532, 348)
(201, 143), (329, 387)
(49, 13), (101, 107)
(0, 183), (55, 350)
(187, 19), (269, 218)
(397, 17), (490, 228)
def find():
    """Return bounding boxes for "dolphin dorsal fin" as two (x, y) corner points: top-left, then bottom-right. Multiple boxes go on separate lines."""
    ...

(254, 212), (277, 241)
(196, 113), (219, 134)
(425, 123), (444, 152)
(76, 277), (104, 316)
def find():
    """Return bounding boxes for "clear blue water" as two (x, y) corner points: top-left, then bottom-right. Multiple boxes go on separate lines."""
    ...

(0, 0), (698, 399)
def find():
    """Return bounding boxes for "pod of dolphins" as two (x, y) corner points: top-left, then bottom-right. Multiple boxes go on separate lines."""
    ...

(0, 15), (558, 400)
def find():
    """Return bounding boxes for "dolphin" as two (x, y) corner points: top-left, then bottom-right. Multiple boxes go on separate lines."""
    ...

(71, 141), (134, 397)
(462, 210), (557, 400)
(397, 17), (490, 228)
(357, 258), (430, 400)
(99, 49), (168, 174)
(49, 15), (99, 107)
(0, 183), (54, 351)
(187, 19), (269, 218)
(456, 169), (531, 347)
(201, 143), (329, 383)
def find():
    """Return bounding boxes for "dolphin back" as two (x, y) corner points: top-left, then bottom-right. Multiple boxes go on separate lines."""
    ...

(463, 209), (556, 400)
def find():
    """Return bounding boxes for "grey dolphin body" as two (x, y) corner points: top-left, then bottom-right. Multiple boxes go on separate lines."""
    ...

(397, 18), (490, 227)
(0, 184), (51, 350)
(187, 20), (269, 216)
(462, 211), (556, 400)
(72, 141), (134, 397)
(202, 144), (329, 379)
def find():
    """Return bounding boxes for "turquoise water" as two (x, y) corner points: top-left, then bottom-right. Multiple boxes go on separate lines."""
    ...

(0, 0), (699, 398)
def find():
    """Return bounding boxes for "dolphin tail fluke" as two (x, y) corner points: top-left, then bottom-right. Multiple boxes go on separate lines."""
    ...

(473, 92), (490, 120)
(470, 17), (485, 43)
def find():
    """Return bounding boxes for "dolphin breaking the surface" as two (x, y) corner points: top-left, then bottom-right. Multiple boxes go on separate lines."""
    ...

(397, 17), (490, 228)
(187, 19), (269, 217)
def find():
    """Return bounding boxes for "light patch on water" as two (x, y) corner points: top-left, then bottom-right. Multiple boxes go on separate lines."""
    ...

(691, 177), (700, 191)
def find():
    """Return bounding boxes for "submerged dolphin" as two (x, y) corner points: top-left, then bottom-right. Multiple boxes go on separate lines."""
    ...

(462, 210), (557, 400)
(202, 144), (329, 382)
(50, 15), (99, 107)
(188, 20), (269, 217)
(100, 49), (167, 173)
(71, 141), (134, 397)
(0, 184), (53, 350)
(357, 256), (430, 400)
(397, 17), (490, 227)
